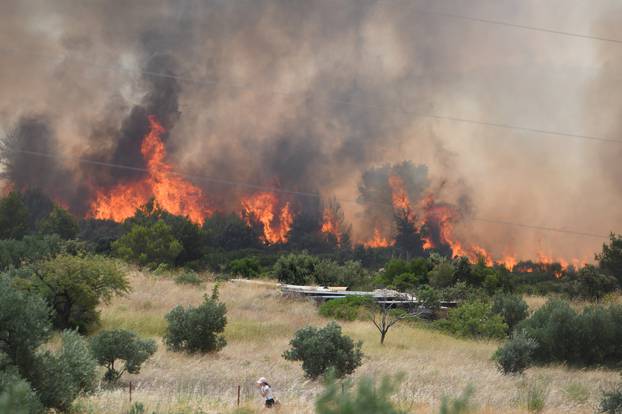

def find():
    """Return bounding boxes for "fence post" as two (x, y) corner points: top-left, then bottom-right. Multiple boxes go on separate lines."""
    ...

(237, 385), (241, 406)
(129, 381), (133, 403)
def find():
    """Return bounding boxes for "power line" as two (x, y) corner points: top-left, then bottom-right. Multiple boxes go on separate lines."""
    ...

(2, 147), (610, 240)
(2, 44), (621, 146)
(415, 9), (622, 45)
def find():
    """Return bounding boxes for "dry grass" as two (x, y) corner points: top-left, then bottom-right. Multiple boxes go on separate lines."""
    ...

(78, 271), (620, 414)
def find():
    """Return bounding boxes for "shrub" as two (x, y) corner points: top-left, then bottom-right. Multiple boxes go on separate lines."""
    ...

(174, 271), (203, 286)
(316, 375), (407, 414)
(227, 257), (261, 278)
(0, 277), (96, 412)
(91, 329), (157, 383)
(283, 322), (363, 379)
(435, 301), (507, 339)
(22, 254), (129, 332)
(319, 296), (373, 321)
(37, 206), (79, 239)
(517, 300), (622, 366)
(493, 331), (537, 374)
(599, 384), (622, 414)
(112, 220), (183, 268)
(314, 259), (370, 288)
(491, 293), (529, 333)
(273, 252), (318, 285)
(428, 261), (456, 288)
(0, 234), (69, 271)
(0, 368), (44, 414)
(417, 285), (441, 313)
(29, 330), (97, 412)
(164, 285), (227, 353)
(567, 265), (619, 301)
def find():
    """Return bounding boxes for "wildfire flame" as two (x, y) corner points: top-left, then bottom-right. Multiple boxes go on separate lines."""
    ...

(89, 115), (212, 224)
(388, 174), (415, 221)
(241, 192), (293, 244)
(321, 207), (342, 244)
(364, 227), (392, 248)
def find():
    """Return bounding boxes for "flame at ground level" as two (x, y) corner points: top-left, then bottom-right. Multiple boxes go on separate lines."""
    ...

(241, 192), (293, 244)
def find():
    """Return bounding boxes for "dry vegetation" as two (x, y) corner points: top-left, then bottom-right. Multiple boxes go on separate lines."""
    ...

(76, 270), (620, 414)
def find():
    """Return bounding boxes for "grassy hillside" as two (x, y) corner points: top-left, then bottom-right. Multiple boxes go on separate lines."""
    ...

(77, 270), (620, 414)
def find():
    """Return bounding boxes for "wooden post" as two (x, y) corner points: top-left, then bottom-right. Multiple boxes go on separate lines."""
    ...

(237, 385), (241, 406)
(129, 381), (132, 403)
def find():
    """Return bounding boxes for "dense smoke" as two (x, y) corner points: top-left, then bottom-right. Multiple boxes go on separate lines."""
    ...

(0, 0), (620, 261)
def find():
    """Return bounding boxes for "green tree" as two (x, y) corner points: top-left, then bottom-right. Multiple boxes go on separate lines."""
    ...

(90, 329), (157, 383)
(112, 220), (182, 268)
(316, 375), (407, 414)
(164, 285), (227, 353)
(273, 252), (319, 285)
(567, 265), (619, 301)
(428, 261), (456, 288)
(37, 206), (79, 239)
(0, 277), (96, 412)
(0, 191), (28, 240)
(493, 330), (537, 375)
(22, 255), (129, 332)
(491, 293), (529, 333)
(0, 276), (50, 371)
(597, 233), (622, 284)
(436, 301), (507, 339)
(29, 331), (97, 412)
(283, 322), (363, 379)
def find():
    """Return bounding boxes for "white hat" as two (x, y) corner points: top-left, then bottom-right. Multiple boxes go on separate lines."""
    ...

(256, 377), (268, 385)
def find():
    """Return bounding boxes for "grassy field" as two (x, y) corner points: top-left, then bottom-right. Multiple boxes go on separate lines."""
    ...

(76, 270), (620, 414)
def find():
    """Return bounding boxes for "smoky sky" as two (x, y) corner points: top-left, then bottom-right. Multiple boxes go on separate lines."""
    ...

(0, 0), (621, 260)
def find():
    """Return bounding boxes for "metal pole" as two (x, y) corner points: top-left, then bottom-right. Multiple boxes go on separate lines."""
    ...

(237, 385), (241, 406)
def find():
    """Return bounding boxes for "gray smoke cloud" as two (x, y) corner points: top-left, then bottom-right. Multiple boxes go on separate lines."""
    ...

(0, 0), (620, 261)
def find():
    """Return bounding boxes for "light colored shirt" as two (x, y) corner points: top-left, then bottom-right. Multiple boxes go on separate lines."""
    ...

(260, 384), (274, 400)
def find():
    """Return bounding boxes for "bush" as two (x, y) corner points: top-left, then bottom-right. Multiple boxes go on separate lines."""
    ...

(491, 293), (529, 333)
(283, 322), (363, 379)
(428, 261), (456, 288)
(517, 300), (622, 366)
(37, 206), (79, 239)
(0, 234), (71, 271)
(319, 296), (373, 321)
(22, 254), (129, 332)
(493, 331), (537, 374)
(273, 252), (319, 285)
(174, 271), (203, 286)
(567, 265), (619, 301)
(597, 233), (622, 285)
(29, 330), (97, 412)
(112, 220), (183, 268)
(435, 301), (507, 339)
(227, 257), (262, 278)
(600, 384), (622, 414)
(316, 375), (407, 414)
(164, 285), (227, 353)
(0, 277), (96, 412)
(91, 329), (157, 383)
(0, 368), (44, 414)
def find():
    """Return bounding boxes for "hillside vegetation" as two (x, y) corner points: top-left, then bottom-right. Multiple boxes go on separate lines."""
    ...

(75, 270), (619, 414)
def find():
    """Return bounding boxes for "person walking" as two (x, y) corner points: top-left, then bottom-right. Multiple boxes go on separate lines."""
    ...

(256, 377), (276, 408)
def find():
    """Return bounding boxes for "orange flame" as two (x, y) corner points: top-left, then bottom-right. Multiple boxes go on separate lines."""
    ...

(388, 174), (414, 221)
(241, 192), (293, 244)
(364, 227), (392, 248)
(89, 115), (212, 224)
(321, 207), (342, 244)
